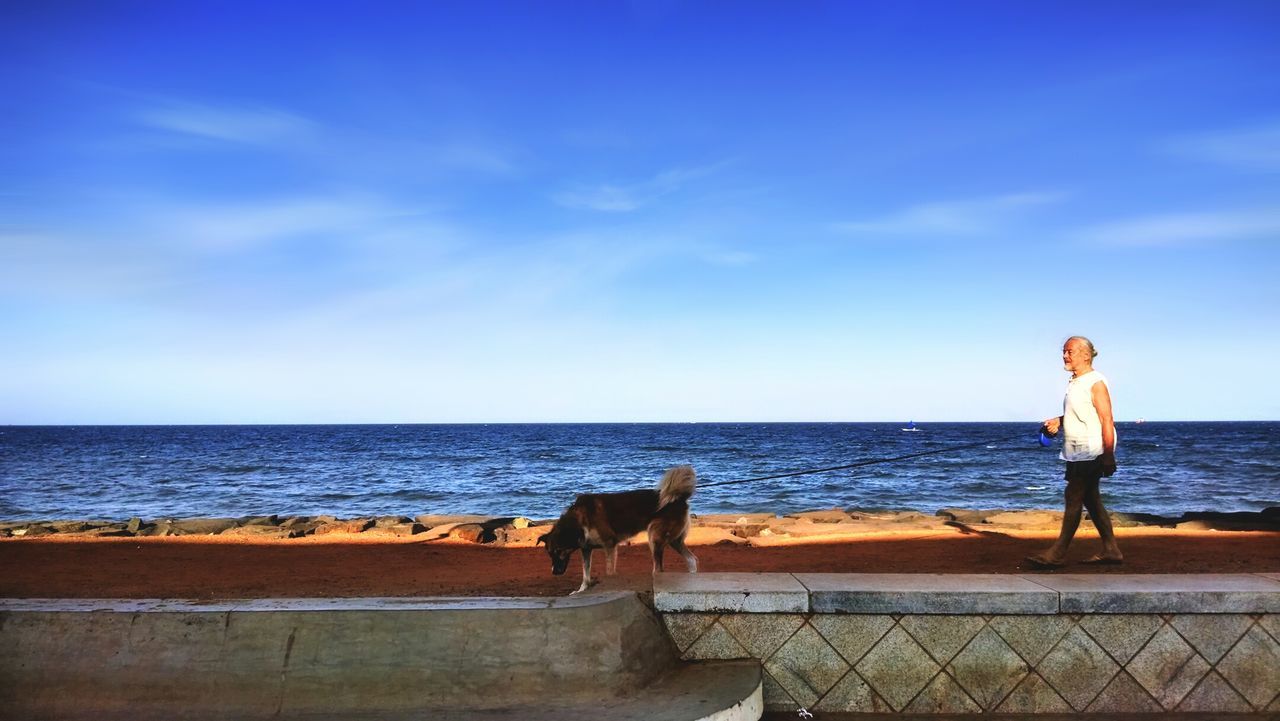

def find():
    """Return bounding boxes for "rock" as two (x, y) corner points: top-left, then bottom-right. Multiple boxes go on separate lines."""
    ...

(125, 517), (144, 533)
(278, 516), (311, 529)
(785, 510), (853, 524)
(725, 524), (772, 539)
(493, 526), (544, 545)
(682, 526), (748, 546)
(375, 515), (413, 527)
(312, 519), (374, 535)
(81, 526), (134, 537)
(220, 525), (299, 539)
(1262, 506), (1280, 521)
(239, 514), (280, 527)
(415, 514), (494, 528)
(448, 523), (490, 543)
(935, 508), (1006, 524)
(48, 520), (94, 533)
(12, 525), (54, 537)
(692, 513), (778, 525)
(389, 522), (426, 536)
(171, 518), (240, 535)
(982, 511), (1063, 529)
(510, 517), (532, 529)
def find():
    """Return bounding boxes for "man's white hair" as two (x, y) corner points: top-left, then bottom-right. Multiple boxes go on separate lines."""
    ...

(1066, 335), (1098, 359)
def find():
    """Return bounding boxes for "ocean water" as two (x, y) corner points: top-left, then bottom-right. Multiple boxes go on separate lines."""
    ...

(0, 422), (1276, 521)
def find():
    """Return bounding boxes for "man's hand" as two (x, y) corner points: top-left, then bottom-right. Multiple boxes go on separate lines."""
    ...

(1041, 417), (1061, 436)
(1100, 452), (1117, 477)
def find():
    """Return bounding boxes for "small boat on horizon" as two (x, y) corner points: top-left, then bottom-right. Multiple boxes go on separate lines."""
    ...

(902, 420), (922, 432)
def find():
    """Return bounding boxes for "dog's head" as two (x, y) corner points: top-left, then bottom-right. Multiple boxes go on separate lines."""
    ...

(536, 520), (583, 576)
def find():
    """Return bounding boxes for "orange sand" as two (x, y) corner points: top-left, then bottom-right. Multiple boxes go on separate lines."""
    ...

(2, 527), (1277, 598)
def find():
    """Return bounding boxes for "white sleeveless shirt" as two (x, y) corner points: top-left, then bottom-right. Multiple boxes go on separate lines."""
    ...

(1061, 369), (1113, 461)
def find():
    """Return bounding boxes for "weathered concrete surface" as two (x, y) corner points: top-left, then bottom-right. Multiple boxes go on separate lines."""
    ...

(0, 592), (681, 717)
(798, 573), (1059, 615)
(1029, 573), (1280, 613)
(654, 572), (809, 613)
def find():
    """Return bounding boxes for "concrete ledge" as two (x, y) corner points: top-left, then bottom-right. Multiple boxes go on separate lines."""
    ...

(654, 572), (809, 613)
(1028, 573), (1280, 613)
(653, 573), (1280, 614)
(799, 573), (1060, 614)
(0, 592), (679, 716)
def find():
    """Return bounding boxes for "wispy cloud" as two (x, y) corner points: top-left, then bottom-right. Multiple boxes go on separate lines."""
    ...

(1161, 122), (1280, 172)
(153, 195), (420, 252)
(1073, 209), (1280, 246)
(833, 192), (1065, 237)
(553, 164), (723, 212)
(136, 101), (317, 144)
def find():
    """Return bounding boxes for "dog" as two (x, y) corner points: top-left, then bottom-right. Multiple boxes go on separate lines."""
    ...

(537, 465), (698, 594)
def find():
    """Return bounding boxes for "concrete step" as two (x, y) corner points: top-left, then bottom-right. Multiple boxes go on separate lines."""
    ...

(34, 660), (762, 721)
(433, 660), (762, 721)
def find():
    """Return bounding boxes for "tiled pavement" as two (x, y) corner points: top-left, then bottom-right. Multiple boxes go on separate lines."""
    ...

(657, 573), (1280, 714)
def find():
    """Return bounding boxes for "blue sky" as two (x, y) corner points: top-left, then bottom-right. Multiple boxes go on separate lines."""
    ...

(2, 1), (1278, 423)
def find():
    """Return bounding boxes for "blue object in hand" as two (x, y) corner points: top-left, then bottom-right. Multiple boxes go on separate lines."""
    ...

(1038, 430), (1054, 447)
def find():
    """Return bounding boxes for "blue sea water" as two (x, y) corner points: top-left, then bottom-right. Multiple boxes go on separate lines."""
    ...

(0, 422), (1276, 521)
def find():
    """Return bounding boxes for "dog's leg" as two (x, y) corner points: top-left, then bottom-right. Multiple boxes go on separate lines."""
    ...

(649, 537), (665, 573)
(605, 544), (618, 575)
(671, 535), (698, 573)
(572, 548), (595, 595)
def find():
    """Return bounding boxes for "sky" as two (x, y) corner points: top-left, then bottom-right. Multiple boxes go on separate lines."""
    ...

(2, 1), (1278, 424)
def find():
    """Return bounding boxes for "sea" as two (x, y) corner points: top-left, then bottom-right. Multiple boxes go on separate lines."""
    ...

(1, 422), (1276, 522)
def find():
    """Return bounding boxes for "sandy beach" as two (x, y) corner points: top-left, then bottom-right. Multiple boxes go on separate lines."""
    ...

(3, 516), (1276, 599)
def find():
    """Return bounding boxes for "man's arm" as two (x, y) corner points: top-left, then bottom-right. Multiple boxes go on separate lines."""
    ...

(1092, 381), (1117, 475)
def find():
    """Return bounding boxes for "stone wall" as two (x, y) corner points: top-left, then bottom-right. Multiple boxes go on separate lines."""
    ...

(656, 572), (1280, 715)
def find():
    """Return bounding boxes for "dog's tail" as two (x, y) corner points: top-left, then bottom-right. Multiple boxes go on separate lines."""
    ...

(657, 464), (696, 510)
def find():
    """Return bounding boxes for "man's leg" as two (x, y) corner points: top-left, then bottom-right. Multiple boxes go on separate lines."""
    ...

(1082, 480), (1123, 562)
(1029, 468), (1089, 566)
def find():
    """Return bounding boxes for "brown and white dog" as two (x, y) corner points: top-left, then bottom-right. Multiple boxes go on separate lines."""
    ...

(538, 465), (698, 594)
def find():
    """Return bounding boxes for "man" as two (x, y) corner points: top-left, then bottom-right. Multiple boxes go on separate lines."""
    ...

(1026, 336), (1123, 568)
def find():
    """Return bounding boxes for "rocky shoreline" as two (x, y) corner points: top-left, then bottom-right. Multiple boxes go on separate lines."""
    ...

(3, 506), (1277, 545)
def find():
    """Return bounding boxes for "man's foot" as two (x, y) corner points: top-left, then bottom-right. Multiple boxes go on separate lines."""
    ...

(1082, 554), (1124, 565)
(1023, 554), (1067, 570)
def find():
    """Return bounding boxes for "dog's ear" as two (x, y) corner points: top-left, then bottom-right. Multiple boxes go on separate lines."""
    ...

(536, 532), (548, 546)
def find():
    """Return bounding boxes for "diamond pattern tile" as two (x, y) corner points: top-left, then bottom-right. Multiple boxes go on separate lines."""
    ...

(946, 626), (1029, 710)
(813, 670), (894, 713)
(1085, 670), (1162, 713)
(810, 614), (894, 665)
(763, 624), (849, 708)
(903, 671), (982, 714)
(995, 672), (1072, 714)
(662, 613), (718, 653)
(761, 669), (797, 712)
(900, 614), (985, 665)
(1126, 624), (1210, 709)
(1078, 613), (1162, 664)
(1036, 626), (1119, 711)
(1216, 625), (1280, 709)
(989, 614), (1074, 666)
(718, 613), (805, 659)
(1177, 670), (1252, 712)
(1170, 613), (1253, 663)
(854, 625), (941, 711)
(682, 620), (749, 660)
(1259, 613), (1279, 643)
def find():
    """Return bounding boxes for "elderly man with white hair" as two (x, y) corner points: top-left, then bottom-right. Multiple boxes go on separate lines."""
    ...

(1026, 335), (1123, 569)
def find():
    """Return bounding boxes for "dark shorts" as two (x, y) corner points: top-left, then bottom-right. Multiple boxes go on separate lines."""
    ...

(1064, 458), (1104, 483)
